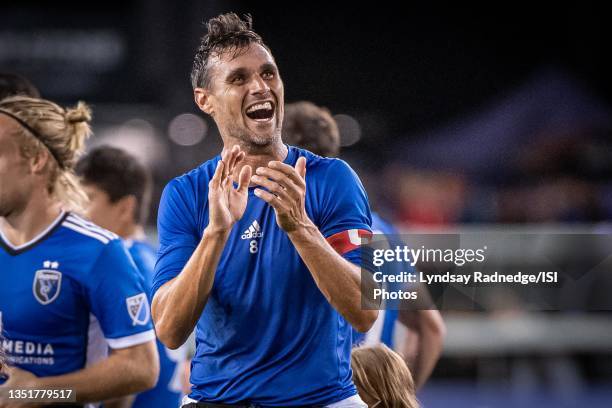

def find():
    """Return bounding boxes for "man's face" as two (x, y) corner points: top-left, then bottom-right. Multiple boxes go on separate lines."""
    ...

(0, 116), (34, 217)
(203, 43), (284, 147)
(82, 183), (122, 233)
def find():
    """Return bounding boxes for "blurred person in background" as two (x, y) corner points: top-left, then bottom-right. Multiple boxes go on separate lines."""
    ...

(152, 12), (377, 408)
(0, 73), (40, 100)
(283, 101), (445, 390)
(77, 146), (188, 408)
(0, 96), (158, 406)
(351, 344), (419, 408)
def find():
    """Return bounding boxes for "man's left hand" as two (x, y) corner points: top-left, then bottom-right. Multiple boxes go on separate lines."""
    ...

(251, 157), (311, 232)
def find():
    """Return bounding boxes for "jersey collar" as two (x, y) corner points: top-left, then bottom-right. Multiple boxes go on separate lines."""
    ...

(0, 211), (68, 256)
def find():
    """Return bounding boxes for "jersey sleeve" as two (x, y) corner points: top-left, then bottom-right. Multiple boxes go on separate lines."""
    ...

(151, 178), (200, 299)
(316, 159), (374, 269)
(86, 239), (156, 349)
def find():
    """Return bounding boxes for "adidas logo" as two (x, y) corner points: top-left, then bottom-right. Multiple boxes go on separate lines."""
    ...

(241, 220), (263, 239)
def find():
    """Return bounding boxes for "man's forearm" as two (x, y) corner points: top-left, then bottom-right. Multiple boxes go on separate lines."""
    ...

(412, 330), (443, 389)
(288, 222), (378, 332)
(400, 309), (446, 389)
(36, 342), (158, 403)
(152, 228), (230, 349)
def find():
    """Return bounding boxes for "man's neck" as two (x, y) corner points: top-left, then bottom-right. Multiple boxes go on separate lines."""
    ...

(0, 191), (63, 247)
(122, 224), (145, 241)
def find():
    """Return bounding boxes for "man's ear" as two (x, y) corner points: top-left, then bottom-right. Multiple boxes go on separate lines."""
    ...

(194, 88), (214, 116)
(30, 149), (51, 174)
(117, 195), (138, 224)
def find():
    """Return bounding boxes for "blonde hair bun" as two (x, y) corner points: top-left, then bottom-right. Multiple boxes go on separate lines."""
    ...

(65, 101), (92, 124)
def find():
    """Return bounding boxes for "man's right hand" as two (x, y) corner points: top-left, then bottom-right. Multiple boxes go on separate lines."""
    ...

(208, 145), (252, 232)
(153, 146), (252, 350)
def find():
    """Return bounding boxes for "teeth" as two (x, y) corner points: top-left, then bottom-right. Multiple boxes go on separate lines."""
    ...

(246, 101), (272, 113)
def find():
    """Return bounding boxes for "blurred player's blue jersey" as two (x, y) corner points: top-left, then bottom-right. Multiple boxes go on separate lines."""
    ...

(0, 212), (155, 378)
(153, 146), (372, 406)
(127, 239), (184, 408)
(352, 212), (415, 348)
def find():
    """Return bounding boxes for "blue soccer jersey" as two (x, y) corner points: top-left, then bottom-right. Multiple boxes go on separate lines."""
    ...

(153, 146), (373, 406)
(352, 212), (417, 348)
(0, 212), (155, 378)
(127, 239), (185, 408)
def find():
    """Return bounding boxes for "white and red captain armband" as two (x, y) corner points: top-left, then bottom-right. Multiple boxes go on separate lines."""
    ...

(326, 229), (372, 255)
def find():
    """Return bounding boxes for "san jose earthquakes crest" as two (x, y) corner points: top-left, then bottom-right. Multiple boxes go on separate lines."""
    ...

(32, 262), (62, 305)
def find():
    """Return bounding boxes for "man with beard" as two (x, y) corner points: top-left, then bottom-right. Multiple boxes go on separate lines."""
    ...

(151, 13), (377, 408)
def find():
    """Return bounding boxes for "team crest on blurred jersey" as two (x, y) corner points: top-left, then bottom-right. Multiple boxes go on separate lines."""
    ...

(126, 293), (150, 326)
(33, 268), (62, 305)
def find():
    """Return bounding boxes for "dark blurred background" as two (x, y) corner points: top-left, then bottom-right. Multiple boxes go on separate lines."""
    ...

(2, 2), (612, 407)
(3, 2), (612, 227)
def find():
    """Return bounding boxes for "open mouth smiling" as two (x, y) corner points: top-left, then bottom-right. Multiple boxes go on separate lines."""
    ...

(245, 101), (275, 122)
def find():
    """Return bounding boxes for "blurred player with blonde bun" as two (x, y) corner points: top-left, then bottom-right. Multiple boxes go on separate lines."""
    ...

(0, 96), (158, 406)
